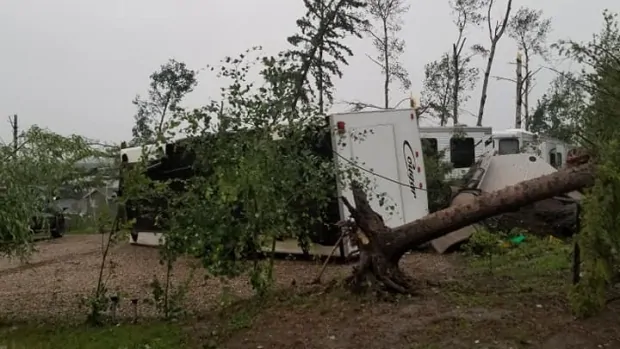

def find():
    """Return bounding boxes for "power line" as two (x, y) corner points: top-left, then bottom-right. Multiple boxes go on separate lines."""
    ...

(332, 150), (437, 193)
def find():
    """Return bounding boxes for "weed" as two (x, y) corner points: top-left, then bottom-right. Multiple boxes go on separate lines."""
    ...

(145, 264), (195, 321)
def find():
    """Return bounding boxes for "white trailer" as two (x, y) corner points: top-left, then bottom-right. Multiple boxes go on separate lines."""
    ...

(120, 108), (429, 259)
(420, 125), (492, 179)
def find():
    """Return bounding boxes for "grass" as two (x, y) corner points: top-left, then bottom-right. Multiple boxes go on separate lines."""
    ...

(466, 233), (572, 282)
(440, 232), (574, 308)
(0, 322), (187, 349)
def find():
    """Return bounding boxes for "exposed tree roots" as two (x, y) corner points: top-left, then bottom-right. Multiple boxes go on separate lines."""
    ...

(345, 251), (416, 295)
(338, 184), (417, 295)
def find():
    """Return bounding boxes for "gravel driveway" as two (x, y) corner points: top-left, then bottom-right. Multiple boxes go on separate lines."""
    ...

(0, 234), (455, 322)
(0, 235), (353, 322)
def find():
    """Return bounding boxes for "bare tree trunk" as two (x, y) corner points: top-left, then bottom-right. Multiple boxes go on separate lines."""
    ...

(157, 94), (171, 136)
(451, 44), (460, 124)
(11, 114), (18, 153)
(318, 1), (325, 114)
(342, 162), (594, 294)
(383, 17), (390, 109)
(476, 0), (513, 126)
(476, 45), (496, 126)
(515, 53), (523, 129)
(523, 49), (531, 129)
(318, 46), (325, 114)
(440, 53), (451, 126)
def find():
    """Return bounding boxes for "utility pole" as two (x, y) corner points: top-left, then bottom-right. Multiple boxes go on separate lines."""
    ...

(515, 53), (523, 129)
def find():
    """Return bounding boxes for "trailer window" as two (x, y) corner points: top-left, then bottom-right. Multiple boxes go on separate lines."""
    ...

(421, 138), (438, 156)
(450, 137), (475, 169)
(498, 138), (519, 155)
(549, 151), (557, 167)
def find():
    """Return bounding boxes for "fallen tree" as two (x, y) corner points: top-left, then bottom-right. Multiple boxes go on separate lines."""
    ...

(484, 198), (580, 238)
(341, 162), (595, 294)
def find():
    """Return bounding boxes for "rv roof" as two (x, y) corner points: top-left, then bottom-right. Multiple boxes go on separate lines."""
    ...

(492, 128), (536, 138)
(330, 107), (413, 116)
(420, 126), (492, 134)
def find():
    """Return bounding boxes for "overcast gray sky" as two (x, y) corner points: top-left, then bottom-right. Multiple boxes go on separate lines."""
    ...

(0, 0), (615, 144)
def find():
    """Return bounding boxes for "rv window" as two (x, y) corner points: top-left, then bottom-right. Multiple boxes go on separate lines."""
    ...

(450, 137), (475, 169)
(498, 138), (519, 155)
(549, 151), (557, 167)
(555, 153), (563, 168)
(421, 138), (438, 155)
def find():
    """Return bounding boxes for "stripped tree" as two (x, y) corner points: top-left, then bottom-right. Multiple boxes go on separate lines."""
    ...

(508, 7), (552, 130)
(447, 0), (485, 124)
(475, 0), (513, 126)
(365, 0), (411, 108)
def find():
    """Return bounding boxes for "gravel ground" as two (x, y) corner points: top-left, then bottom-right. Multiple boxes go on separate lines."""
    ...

(0, 235), (103, 272)
(0, 235), (345, 321)
(0, 235), (457, 322)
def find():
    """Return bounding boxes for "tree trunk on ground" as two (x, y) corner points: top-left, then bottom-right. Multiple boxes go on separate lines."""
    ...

(341, 162), (594, 294)
(484, 198), (580, 238)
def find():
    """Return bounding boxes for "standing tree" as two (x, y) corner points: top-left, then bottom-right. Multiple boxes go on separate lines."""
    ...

(131, 59), (197, 144)
(365, 0), (411, 108)
(447, 0), (485, 124)
(555, 10), (620, 317)
(475, 0), (513, 126)
(508, 7), (552, 129)
(288, 0), (366, 114)
(1, 126), (99, 257)
(529, 72), (585, 142)
(420, 55), (453, 124)
(421, 51), (479, 125)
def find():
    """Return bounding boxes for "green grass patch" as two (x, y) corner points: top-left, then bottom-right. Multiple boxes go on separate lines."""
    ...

(442, 231), (575, 307)
(467, 234), (572, 277)
(0, 322), (187, 349)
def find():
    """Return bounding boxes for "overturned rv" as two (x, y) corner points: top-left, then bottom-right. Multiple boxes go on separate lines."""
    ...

(430, 152), (583, 253)
(119, 109), (430, 259)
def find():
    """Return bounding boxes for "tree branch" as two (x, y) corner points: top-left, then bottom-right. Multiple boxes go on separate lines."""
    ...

(366, 54), (385, 68)
(486, 0), (494, 40)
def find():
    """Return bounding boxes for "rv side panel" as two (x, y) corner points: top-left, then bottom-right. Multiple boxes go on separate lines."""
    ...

(331, 109), (429, 256)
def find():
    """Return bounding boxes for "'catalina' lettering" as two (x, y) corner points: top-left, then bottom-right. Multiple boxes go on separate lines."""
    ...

(402, 140), (417, 199)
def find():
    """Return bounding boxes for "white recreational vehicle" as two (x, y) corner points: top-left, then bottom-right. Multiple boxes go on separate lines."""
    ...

(489, 128), (573, 168)
(420, 125), (492, 179)
(119, 108), (430, 258)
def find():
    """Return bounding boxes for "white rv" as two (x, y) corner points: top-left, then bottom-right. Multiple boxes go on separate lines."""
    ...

(420, 125), (492, 179)
(120, 109), (430, 259)
(489, 128), (572, 168)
